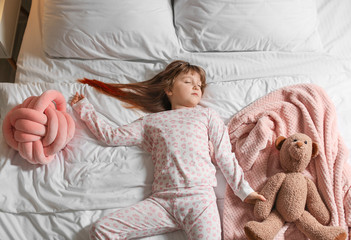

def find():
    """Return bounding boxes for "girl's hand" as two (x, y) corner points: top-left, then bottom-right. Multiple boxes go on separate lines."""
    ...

(244, 192), (266, 204)
(71, 92), (85, 106)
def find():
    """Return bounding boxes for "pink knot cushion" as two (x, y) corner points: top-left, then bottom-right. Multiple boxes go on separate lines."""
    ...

(2, 90), (75, 164)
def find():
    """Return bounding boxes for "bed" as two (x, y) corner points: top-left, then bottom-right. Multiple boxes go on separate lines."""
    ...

(1, 0), (351, 239)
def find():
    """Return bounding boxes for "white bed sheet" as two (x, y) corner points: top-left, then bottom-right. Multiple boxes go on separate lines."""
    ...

(5, 0), (351, 239)
(1, 75), (351, 239)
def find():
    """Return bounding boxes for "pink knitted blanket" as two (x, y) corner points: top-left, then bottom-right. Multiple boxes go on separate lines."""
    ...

(223, 84), (351, 240)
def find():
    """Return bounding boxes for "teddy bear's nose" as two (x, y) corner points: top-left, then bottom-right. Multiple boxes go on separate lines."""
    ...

(296, 141), (303, 148)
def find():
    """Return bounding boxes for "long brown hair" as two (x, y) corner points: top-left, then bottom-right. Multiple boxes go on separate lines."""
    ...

(78, 60), (206, 113)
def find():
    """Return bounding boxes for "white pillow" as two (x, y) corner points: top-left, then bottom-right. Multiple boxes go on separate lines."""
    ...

(42, 0), (180, 60)
(174, 0), (323, 52)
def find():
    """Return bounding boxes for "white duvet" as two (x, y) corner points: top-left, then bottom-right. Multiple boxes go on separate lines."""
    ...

(1, 72), (351, 239)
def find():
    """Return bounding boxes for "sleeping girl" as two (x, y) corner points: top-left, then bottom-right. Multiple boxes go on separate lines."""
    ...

(71, 60), (265, 240)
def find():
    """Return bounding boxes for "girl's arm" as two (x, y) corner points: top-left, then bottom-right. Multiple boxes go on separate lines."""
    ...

(72, 95), (144, 147)
(207, 108), (262, 202)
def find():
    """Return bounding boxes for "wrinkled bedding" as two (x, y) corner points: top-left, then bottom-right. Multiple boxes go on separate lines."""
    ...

(2, 0), (351, 238)
(1, 74), (350, 239)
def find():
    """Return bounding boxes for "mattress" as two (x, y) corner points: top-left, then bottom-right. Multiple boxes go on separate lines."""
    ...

(2, 0), (351, 239)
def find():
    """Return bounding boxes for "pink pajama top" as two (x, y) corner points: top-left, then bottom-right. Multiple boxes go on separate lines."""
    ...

(73, 99), (254, 201)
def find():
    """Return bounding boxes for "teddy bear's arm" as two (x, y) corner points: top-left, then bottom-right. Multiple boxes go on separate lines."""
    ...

(305, 177), (330, 225)
(254, 172), (286, 221)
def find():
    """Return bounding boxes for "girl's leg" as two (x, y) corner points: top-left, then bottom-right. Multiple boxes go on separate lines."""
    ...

(184, 200), (221, 240)
(174, 187), (222, 240)
(90, 197), (180, 240)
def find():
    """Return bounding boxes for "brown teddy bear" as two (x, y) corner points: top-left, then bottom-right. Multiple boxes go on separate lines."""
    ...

(244, 133), (347, 240)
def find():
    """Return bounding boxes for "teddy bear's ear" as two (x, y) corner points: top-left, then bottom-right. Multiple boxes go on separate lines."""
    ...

(275, 136), (286, 150)
(312, 142), (319, 158)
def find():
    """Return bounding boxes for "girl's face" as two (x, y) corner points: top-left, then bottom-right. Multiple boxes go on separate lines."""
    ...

(165, 71), (203, 110)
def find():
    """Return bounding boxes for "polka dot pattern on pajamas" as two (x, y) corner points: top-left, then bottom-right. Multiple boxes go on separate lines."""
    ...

(90, 187), (221, 240)
(73, 98), (254, 239)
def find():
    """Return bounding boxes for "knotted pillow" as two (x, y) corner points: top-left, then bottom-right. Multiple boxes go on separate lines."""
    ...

(2, 90), (75, 164)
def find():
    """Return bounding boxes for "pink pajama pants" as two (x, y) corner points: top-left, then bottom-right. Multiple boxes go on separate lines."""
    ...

(90, 186), (221, 240)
